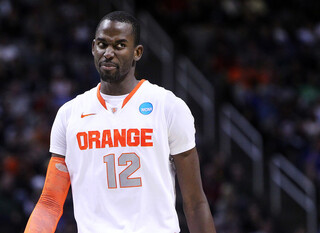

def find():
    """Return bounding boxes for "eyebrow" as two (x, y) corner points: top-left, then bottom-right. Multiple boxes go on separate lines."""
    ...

(96, 38), (128, 44)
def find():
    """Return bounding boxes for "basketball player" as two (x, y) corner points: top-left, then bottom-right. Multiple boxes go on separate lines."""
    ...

(24, 11), (216, 233)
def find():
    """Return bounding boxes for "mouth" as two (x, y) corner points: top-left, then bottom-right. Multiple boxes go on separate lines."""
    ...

(100, 62), (118, 71)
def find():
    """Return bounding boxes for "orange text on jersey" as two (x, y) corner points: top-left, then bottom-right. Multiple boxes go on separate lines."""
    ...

(76, 128), (153, 150)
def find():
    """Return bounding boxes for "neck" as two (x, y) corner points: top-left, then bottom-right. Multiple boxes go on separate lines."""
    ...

(100, 71), (139, 96)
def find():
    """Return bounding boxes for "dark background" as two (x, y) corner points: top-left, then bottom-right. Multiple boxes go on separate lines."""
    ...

(1, 0), (320, 232)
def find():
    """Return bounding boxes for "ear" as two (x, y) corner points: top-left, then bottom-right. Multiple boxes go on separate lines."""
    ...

(91, 39), (96, 56)
(134, 45), (143, 61)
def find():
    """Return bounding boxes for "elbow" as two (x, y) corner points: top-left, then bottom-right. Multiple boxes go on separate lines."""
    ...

(38, 193), (63, 216)
(183, 196), (209, 214)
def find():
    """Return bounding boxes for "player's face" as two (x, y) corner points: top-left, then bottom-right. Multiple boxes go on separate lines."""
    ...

(92, 20), (141, 83)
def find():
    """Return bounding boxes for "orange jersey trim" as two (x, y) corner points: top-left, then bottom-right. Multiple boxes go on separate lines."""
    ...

(97, 84), (108, 110)
(122, 79), (145, 108)
(96, 79), (145, 110)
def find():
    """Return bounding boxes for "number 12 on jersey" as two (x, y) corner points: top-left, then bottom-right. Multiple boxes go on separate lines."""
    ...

(103, 153), (142, 189)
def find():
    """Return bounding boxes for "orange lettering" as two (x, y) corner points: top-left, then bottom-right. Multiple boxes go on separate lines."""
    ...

(141, 128), (153, 146)
(77, 132), (88, 150)
(88, 131), (101, 149)
(127, 129), (140, 146)
(77, 128), (154, 149)
(102, 130), (113, 148)
(114, 129), (126, 147)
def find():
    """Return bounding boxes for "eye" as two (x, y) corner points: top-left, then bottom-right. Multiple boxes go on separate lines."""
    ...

(116, 43), (126, 49)
(97, 42), (106, 48)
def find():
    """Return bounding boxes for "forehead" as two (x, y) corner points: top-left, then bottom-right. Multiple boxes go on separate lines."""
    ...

(95, 20), (134, 41)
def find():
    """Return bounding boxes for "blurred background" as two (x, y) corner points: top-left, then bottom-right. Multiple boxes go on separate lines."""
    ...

(1, 0), (320, 232)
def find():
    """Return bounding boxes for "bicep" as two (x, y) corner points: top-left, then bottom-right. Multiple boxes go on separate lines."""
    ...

(172, 147), (206, 203)
(172, 148), (216, 232)
(166, 93), (196, 156)
(50, 103), (70, 156)
(52, 153), (65, 159)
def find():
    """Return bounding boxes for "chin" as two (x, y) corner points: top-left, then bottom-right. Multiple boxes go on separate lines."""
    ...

(100, 74), (123, 83)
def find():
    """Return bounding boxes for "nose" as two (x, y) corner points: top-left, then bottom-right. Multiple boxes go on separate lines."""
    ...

(104, 46), (114, 59)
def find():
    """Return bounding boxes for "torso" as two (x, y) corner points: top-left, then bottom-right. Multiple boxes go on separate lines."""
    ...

(63, 80), (179, 233)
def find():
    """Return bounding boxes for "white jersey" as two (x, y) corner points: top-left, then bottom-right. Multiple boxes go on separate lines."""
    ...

(50, 79), (196, 233)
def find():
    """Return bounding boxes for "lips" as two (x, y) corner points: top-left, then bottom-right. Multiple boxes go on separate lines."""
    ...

(100, 61), (118, 71)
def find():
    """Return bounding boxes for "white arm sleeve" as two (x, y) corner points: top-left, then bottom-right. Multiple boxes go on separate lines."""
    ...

(165, 93), (196, 155)
(49, 104), (68, 156)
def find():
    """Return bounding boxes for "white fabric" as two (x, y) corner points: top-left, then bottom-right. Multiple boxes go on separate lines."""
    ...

(100, 92), (128, 112)
(50, 80), (196, 233)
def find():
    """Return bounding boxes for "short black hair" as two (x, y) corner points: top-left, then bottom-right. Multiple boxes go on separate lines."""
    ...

(95, 11), (140, 46)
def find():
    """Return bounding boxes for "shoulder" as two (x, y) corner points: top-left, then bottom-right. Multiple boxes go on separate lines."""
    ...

(142, 80), (181, 103)
(142, 80), (192, 117)
(141, 80), (167, 94)
(56, 85), (98, 116)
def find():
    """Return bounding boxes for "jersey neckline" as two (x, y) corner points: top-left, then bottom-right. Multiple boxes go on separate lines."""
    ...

(96, 79), (146, 110)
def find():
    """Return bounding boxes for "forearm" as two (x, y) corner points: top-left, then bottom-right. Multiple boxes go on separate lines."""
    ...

(25, 156), (70, 233)
(25, 199), (63, 233)
(183, 199), (216, 233)
(172, 148), (216, 233)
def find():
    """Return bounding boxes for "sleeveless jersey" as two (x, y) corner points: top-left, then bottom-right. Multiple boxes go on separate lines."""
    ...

(49, 79), (196, 233)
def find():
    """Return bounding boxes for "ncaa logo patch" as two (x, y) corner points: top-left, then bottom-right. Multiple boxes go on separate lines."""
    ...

(139, 102), (153, 115)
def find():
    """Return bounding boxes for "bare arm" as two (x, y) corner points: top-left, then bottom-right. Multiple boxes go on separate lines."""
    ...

(24, 154), (70, 233)
(173, 147), (216, 233)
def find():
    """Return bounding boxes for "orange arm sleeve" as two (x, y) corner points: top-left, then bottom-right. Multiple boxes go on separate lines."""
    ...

(24, 157), (71, 233)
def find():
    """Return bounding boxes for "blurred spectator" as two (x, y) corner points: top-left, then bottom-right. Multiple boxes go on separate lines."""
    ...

(2, 0), (320, 232)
